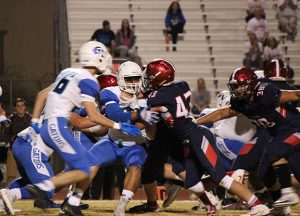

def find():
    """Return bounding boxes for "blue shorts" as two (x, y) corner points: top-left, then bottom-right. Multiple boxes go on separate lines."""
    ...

(40, 117), (92, 174)
(12, 137), (54, 184)
(73, 131), (95, 150)
(90, 135), (147, 168)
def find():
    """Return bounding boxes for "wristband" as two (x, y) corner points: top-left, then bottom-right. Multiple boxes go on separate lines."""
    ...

(0, 115), (7, 122)
(31, 118), (39, 123)
(113, 122), (121, 130)
(89, 125), (103, 133)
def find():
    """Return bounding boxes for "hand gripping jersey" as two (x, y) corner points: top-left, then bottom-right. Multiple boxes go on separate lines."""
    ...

(147, 81), (195, 141)
(231, 82), (297, 137)
(100, 86), (146, 144)
(44, 68), (99, 119)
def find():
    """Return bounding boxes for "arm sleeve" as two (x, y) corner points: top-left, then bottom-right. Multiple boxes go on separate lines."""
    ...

(165, 14), (171, 28)
(179, 13), (186, 25)
(91, 30), (97, 40)
(100, 89), (132, 122)
(78, 79), (100, 103)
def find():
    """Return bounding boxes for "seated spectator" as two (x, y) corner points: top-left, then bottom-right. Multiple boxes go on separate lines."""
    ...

(278, 0), (298, 42)
(247, 5), (269, 42)
(115, 19), (141, 65)
(191, 77), (211, 115)
(245, 0), (266, 22)
(164, 1), (186, 51)
(243, 32), (264, 69)
(263, 36), (284, 64)
(91, 20), (116, 55)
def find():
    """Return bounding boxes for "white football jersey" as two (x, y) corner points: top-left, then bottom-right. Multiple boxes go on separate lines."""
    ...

(101, 86), (146, 144)
(44, 68), (99, 119)
(202, 108), (257, 143)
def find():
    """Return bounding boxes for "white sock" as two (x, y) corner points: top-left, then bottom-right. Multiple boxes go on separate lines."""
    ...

(66, 185), (74, 198)
(121, 189), (134, 203)
(9, 188), (21, 201)
(35, 180), (55, 191)
(256, 187), (267, 194)
(68, 188), (83, 206)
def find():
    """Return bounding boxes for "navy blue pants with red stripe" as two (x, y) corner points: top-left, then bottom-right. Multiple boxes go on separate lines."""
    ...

(184, 126), (227, 188)
(257, 130), (300, 186)
(232, 127), (271, 171)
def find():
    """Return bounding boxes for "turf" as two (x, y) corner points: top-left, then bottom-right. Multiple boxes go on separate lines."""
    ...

(9, 200), (300, 215)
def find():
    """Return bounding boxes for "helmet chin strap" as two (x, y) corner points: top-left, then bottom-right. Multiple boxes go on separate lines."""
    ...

(119, 93), (139, 110)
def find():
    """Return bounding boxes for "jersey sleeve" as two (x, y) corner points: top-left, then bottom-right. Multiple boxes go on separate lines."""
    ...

(78, 79), (100, 103)
(100, 89), (131, 122)
(147, 91), (166, 107)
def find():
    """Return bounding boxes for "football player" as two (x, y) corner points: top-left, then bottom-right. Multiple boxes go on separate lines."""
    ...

(65, 61), (159, 216)
(141, 59), (270, 216)
(197, 67), (300, 210)
(26, 41), (142, 214)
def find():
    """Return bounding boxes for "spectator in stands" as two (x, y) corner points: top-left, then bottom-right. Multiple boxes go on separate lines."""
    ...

(243, 32), (264, 69)
(263, 36), (284, 64)
(191, 77), (211, 115)
(247, 5), (269, 42)
(91, 20), (116, 55)
(115, 19), (141, 65)
(245, 0), (266, 22)
(164, 1), (186, 51)
(278, 0), (298, 42)
(5, 97), (31, 184)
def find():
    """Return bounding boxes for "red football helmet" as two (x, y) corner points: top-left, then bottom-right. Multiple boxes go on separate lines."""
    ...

(228, 67), (258, 100)
(142, 59), (175, 93)
(264, 59), (287, 81)
(97, 74), (118, 89)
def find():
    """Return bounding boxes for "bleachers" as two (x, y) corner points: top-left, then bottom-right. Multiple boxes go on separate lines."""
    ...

(67, 0), (300, 106)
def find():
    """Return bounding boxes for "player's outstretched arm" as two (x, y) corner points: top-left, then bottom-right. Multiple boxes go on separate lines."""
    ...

(196, 106), (238, 125)
(279, 90), (300, 104)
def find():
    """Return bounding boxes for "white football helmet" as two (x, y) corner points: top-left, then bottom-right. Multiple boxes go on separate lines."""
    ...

(0, 85), (2, 97)
(79, 41), (109, 72)
(117, 61), (142, 94)
(216, 90), (231, 108)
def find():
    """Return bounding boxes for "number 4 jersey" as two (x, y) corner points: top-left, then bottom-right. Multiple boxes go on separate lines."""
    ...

(147, 80), (195, 141)
(44, 68), (100, 119)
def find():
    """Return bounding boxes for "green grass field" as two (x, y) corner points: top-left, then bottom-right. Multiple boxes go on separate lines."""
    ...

(8, 200), (300, 215)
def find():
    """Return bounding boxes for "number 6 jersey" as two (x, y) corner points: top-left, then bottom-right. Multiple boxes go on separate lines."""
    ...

(44, 68), (100, 119)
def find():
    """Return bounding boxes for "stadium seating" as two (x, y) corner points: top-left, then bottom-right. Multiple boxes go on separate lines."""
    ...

(67, 0), (300, 106)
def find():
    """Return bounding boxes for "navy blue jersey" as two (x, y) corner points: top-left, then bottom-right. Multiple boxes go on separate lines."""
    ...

(147, 81), (195, 141)
(259, 79), (300, 128)
(231, 82), (298, 137)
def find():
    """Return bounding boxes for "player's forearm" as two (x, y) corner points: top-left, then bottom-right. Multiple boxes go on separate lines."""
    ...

(69, 113), (97, 130)
(32, 84), (53, 119)
(280, 90), (300, 104)
(196, 107), (235, 125)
